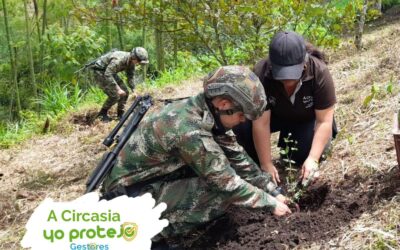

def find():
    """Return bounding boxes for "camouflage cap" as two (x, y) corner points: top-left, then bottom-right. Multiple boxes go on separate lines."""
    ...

(204, 65), (267, 120)
(131, 47), (149, 64)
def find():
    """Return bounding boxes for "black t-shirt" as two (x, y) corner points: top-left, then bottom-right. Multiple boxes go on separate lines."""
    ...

(253, 55), (337, 123)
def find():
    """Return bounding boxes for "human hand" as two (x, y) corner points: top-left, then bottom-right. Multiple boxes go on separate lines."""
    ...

(262, 163), (280, 185)
(275, 194), (289, 204)
(300, 157), (320, 187)
(272, 199), (292, 216)
(117, 86), (127, 97)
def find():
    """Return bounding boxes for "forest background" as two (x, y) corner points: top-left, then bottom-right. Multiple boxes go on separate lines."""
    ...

(0, 0), (399, 147)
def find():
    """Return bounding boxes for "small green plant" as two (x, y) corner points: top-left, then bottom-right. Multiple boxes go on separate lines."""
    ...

(372, 236), (398, 250)
(347, 134), (355, 144)
(363, 79), (396, 108)
(279, 133), (304, 203)
(363, 83), (380, 107)
(386, 78), (394, 94)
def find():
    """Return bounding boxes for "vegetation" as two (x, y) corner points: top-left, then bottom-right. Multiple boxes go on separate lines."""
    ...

(0, 1), (400, 249)
(0, 0), (399, 147)
(279, 133), (306, 203)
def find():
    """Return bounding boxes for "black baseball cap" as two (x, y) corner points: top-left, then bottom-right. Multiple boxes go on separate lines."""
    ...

(269, 31), (306, 80)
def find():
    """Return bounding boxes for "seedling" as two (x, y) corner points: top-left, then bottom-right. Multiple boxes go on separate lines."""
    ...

(363, 78), (396, 108)
(279, 133), (306, 205)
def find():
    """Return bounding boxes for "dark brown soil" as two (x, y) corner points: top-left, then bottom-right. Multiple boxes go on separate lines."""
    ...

(71, 110), (99, 126)
(187, 168), (400, 249)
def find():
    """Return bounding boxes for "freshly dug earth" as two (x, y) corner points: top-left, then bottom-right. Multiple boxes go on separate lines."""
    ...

(188, 169), (400, 249)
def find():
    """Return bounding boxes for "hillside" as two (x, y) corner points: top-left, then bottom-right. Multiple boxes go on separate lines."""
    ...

(1, 17), (400, 249)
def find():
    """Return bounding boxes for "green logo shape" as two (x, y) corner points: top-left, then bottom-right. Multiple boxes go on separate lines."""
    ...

(122, 222), (138, 241)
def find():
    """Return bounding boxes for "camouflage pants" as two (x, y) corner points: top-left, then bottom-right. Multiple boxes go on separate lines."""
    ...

(139, 177), (229, 239)
(94, 71), (129, 111)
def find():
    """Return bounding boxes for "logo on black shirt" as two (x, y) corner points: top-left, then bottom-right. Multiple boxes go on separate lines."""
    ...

(303, 96), (313, 108)
(268, 96), (276, 107)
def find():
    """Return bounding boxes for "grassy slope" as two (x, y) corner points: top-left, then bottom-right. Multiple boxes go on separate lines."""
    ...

(1, 18), (400, 249)
(311, 18), (400, 249)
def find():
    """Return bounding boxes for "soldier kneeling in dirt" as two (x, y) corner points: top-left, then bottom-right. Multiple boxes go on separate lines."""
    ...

(90, 47), (149, 122)
(101, 66), (292, 247)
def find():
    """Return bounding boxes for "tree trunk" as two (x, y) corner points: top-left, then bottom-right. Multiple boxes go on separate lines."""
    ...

(24, 0), (38, 110)
(153, 0), (165, 72)
(33, 0), (41, 44)
(142, 0), (147, 81)
(39, 0), (47, 101)
(355, 0), (368, 50)
(33, 0), (43, 89)
(42, 0), (47, 35)
(375, 0), (382, 13)
(173, 21), (178, 68)
(116, 12), (124, 50)
(154, 28), (165, 72)
(2, 0), (21, 119)
(105, 1), (113, 50)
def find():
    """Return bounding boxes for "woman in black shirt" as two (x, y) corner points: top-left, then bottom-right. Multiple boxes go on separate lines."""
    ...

(233, 31), (337, 186)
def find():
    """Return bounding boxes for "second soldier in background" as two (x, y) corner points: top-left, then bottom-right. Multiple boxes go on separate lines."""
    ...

(91, 47), (149, 122)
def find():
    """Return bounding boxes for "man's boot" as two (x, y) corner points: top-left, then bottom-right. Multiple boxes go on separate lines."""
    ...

(117, 108), (125, 120)
(97, 108), (112, 122)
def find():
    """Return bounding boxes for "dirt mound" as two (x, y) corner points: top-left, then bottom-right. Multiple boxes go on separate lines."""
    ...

(70, 110), (99, 126)
(188, 169), (400, 249)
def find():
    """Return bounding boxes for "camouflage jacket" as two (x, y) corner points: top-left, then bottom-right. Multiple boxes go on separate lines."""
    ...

(94, 51), (135, 88)
(103, 93), (278, 209)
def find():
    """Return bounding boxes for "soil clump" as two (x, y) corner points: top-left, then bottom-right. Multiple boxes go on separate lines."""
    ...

(187, 169), (400, 249)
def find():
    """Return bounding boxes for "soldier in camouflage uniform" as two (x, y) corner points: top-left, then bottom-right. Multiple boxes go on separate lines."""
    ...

(101, 66), (292, 243)
(92, 47), (149, 122)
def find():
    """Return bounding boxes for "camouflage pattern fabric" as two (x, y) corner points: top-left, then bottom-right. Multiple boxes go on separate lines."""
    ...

(102, 93), (278, 238)
(94, 71), (129, 111)
(204, 66), (267, 120)
(93, 51), (135, 110)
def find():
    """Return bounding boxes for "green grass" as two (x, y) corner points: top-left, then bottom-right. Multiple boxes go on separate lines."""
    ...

(0, 62), (202, 149)
(82, 85), (107, 104)
(38, 81), (85, 116)
(143, 54), (206, 89)
(372, 236), (399, 250)
(0, 112), (41, 148)
(151, 67), (195, 87)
